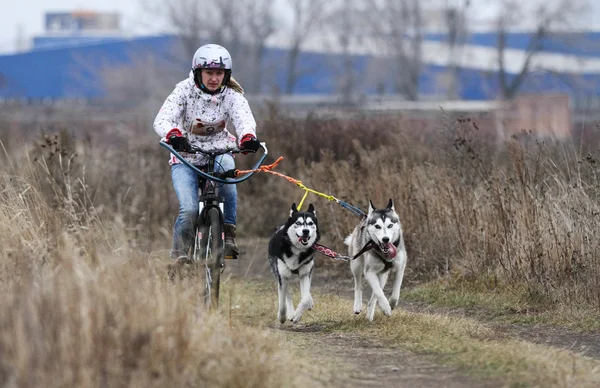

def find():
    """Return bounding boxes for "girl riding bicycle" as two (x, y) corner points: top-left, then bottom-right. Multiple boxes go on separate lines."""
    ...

(154, 43), (261, 262)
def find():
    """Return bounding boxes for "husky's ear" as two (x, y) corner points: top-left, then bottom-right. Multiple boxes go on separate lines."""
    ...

(290, 203), (298, 216)
(307, 203), (315, 215)
(368, 200), (376, 214)
(387, 198), (395, 211)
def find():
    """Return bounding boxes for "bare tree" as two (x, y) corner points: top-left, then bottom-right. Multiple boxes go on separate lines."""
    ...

(321, 0), (363, 103)
(139, 0), (230, 60)
(210, 0), (278, 92)
(140, 0), (278, 92)
(159, 0), (213, 60)
(494, 0), (590, 99)
(284, 0), (330, 94)
(243, 0), (277, 94)
(337, 5), (357, 104)
(363, 0), (425, 101)
(443, 1), (470, 99)
(213, 0), (245, 58)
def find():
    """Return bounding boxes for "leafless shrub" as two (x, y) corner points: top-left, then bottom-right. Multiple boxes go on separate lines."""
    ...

(0, 132), (300, 387)
(3, 107), (600, 312)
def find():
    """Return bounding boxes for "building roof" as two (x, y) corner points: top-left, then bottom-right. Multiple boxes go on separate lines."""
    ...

(0, 35), (181, 99)
(1, 32), (600, 101)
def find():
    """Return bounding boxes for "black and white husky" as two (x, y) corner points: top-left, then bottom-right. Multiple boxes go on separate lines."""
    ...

(268, 203), (320, 324)
(344, 199), (407, 321)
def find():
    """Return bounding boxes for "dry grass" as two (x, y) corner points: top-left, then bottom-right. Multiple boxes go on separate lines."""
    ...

(262, 117), (600, 315)
(233, 280), (600, 388)
(403, 278), (600, 332)
(2, 108), (600, 384)
(7, 114), (600, 313)
(0, 143), (307, 388)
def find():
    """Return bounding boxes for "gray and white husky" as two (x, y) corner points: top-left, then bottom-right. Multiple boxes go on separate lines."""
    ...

(344, 199), (407, 321)
(268, 203), (320, 324)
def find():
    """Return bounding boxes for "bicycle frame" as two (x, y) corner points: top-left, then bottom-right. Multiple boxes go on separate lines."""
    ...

(160, 140), (269, 308)
(160, 140), (269, 242)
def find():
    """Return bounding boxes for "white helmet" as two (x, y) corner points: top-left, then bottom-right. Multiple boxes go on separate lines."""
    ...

(192, 44), (233, 70)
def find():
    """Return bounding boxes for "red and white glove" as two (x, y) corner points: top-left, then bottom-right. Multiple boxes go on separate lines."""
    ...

(166, 128), (192, 152)
(239, 134), (260, 154)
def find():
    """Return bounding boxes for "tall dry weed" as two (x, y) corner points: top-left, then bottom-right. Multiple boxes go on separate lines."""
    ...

(3, 108), (600, 314)
(0, 132), (300, 387)
(251, 112), (600, 308)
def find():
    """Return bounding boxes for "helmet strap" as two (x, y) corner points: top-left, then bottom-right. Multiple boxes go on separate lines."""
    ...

(193, 68), (203, 88)
(199, 84), (222, 95)
(222, 70), (231, 86)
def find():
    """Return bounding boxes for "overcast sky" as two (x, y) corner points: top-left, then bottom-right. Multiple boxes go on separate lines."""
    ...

(1, 0), (599, 55)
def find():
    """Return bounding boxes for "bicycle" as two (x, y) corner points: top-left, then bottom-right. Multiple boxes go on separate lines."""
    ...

(160, 140), (269, 309)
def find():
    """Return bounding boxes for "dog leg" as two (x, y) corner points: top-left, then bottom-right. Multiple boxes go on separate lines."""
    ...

(366, 270), (389, 320)
(380, 270), (390, 289)
(351, 258), (364, 314)
(364, 271), (392, 319)
(305, 269), (314, 310)
(285, 284), (295, 321)
(389, 250), (407, 310)
(277, 277), (289, 324)
(379, 271), (398, 314)
(366, 291), (377, 321)
(292, 272), (313, 323)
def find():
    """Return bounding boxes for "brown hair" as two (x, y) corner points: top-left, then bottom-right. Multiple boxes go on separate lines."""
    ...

(226, 77), (244, 94)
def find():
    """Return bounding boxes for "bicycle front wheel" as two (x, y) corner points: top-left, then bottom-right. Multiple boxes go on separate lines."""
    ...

(202, 207), (224, 309)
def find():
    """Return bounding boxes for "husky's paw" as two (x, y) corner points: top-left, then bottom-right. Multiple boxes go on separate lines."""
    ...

(305, 296), (314, 311)
(366, 308), (375, 322)
(378, 297), (392, 316)
(382, 306), (392, 317)
(278, 310), (287, 324)
(291, 312), (303, 324)
(389, 297), (398, 310)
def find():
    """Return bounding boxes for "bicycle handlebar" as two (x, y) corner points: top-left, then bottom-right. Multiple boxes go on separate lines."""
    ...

(159, 140), (269, 184)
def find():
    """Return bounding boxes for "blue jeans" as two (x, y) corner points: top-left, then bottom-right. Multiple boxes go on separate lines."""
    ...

(170, 154), (236, 258)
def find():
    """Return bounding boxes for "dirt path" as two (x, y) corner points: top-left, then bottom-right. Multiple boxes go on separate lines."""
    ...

(314, 265), (600, 360)
(232, 238), (600, 362)
(226, 240), (503, 388)
(277, 328), (501, 388)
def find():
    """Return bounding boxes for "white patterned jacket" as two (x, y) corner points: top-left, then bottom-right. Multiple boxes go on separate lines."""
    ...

(154, 71), (257, 165)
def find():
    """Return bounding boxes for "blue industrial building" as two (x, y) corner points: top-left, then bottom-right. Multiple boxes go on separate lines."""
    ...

(1, 32), (600, 102)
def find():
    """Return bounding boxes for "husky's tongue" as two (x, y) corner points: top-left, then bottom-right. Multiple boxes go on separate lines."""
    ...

(382, 243), (397, 259)
(299, 236), (309, 245)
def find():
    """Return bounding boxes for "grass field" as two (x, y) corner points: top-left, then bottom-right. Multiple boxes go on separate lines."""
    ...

(2, 111), (600, 386)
